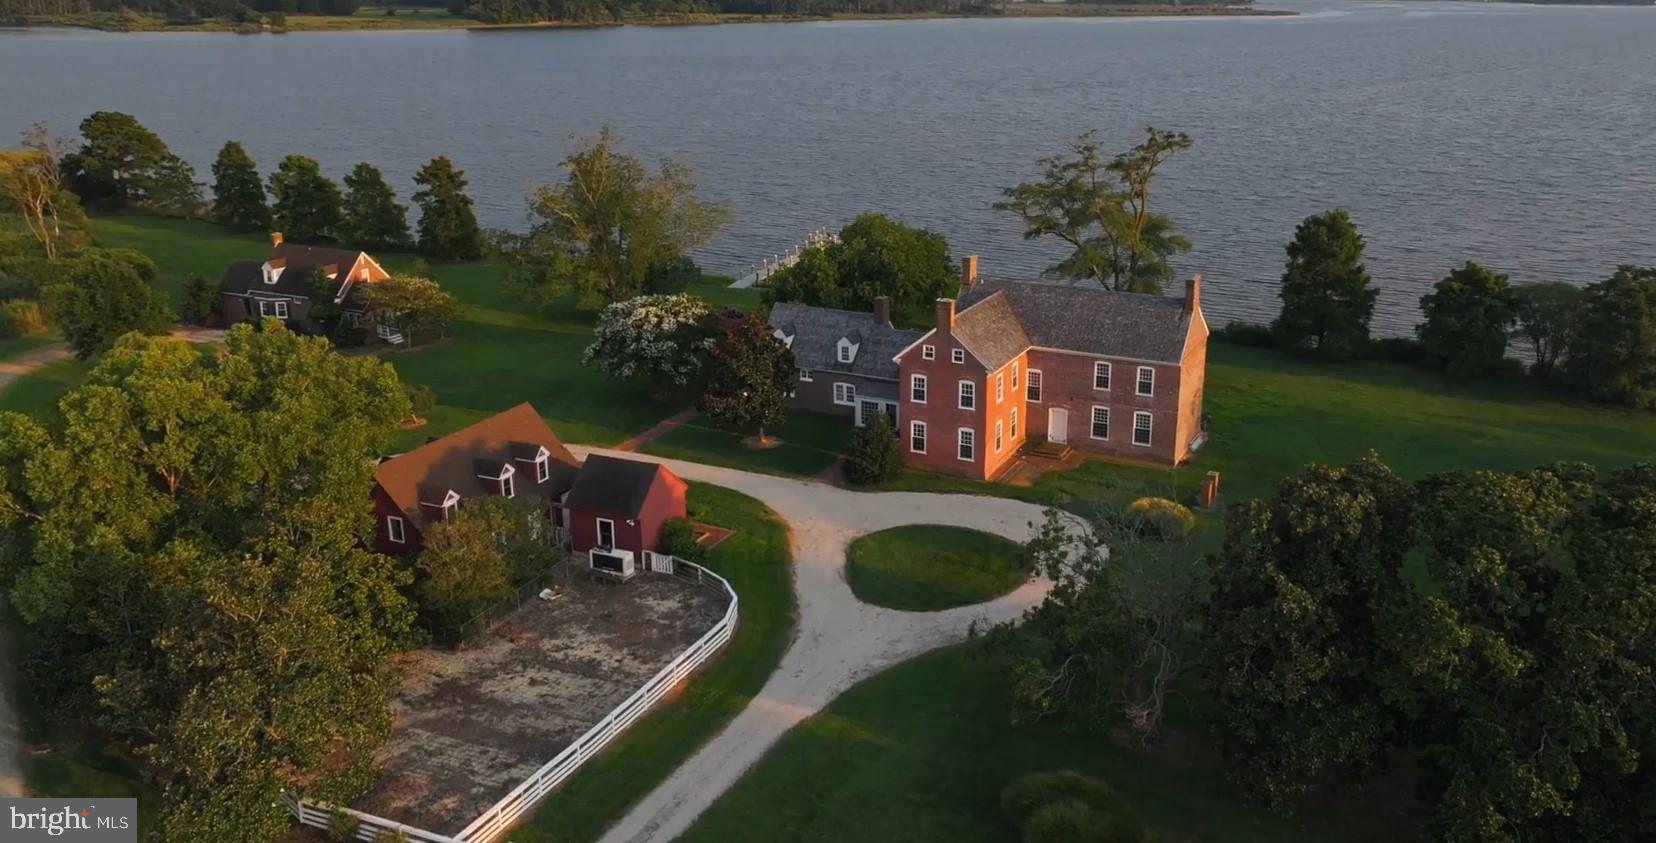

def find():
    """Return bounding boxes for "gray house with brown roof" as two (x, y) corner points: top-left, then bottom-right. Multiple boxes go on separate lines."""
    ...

(767, 296), (925, 428)
(219, 232), (391, 334)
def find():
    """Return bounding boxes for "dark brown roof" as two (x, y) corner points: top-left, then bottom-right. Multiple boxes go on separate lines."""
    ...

(374, 403), (580, 527)
(957, 280), (1197, 365)
(272, 242), (365, 273)
(218, 242), (371, 299)
(564, 454), (682, 515)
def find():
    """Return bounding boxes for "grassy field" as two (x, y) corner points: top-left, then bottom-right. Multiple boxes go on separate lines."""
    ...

(640, 411), (847, 477)
(845, 525), (1029, 611)
(512, 482), (796, 843)
(0, 357), (89, 416)
(679, 645), (1403, 843)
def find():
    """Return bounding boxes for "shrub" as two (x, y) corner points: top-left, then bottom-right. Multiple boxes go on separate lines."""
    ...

(1001, 771), (1145, 843)
(4, 300), (46, 334)
(0, 308), (18, 340)
(177, 274), (219, 325)
(845, 412), (903, 485)
(403, 383), (435, 424)
(645, 255), (702, 294)
(1364, 336), (1430, 367)
(1126, 497), (1195, 541)
(374, 829), (410, 843)
(326, 809), (360, 841)
(1212, 320), (1278, 349)
(660, 517), (706, 563)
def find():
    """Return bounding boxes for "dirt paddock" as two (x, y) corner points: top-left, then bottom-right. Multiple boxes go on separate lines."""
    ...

(352, 570), (727, 835)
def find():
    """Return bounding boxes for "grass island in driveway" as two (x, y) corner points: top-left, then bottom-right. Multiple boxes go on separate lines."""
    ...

(846, 525), (1030, 612)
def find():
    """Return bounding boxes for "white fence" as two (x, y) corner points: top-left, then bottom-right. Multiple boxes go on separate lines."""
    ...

(290, 557), (739, 843)
(730, 228), (837, 289)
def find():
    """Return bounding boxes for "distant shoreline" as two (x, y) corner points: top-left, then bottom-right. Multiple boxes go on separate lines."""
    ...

(2, 4), (1294, 35)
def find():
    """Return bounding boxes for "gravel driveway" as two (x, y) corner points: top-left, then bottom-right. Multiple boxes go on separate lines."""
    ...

(568, 446), (1084, 843)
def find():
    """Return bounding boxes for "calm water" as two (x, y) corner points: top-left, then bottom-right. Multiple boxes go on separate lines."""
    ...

(3, 1), (1655, 331)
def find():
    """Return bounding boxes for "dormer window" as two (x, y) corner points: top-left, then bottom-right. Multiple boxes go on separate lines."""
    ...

(501, 470), (515, 498)
(442, 497), (459, 520)
(421, 488), (462, 521)
(476, 460), (517, 498)
(837, 337), (859, 364)
(535, 453), (550, 483)
(773, 329), (794, 349)
(261, 261), (285, 284)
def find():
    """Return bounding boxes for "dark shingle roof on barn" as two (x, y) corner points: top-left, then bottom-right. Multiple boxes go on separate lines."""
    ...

(957, 280), (1195, 365)
(768, 302), (924, 381)
(563, 454), (678, 515)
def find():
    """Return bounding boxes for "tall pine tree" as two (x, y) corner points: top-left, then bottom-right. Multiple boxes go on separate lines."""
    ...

(340, 162), (410, 251)
(210, 141), (271, 231)
(412, 155), (485, 260)
(267, 154), (343, 243)
(1273, 209), (1378, 359)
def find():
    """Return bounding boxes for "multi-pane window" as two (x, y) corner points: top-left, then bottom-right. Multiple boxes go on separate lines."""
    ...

(958, 380), (976, 410)
(1012, 363), (1020, 390)
(952, 348), (966, 364)
(387, 515), (406, 543)
(799, 370), (813, 382)
(911, 374), (927, 403)
(1010, 407), (1019, 439)
(502, 472), (516, 498)
(1133, 411), (1153, 446)
(995, 374), (1004, 403)
(1026, 370), (1043, 402)
(1094, 361), (1112, 391)
(536, 455), (550, 482)
(1137, 366), (1155, 396)
(910, 421), (927, 454)
(922, 345), (936, 361)
(994, 420), (1004, 453)
(957, 427), (975, 461)
(1091, 406), (1110, 440)
(834, 382), (857, 405)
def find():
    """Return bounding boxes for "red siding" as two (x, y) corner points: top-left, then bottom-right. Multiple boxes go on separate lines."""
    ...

(568, 468), (689, 556)
(371, 484), (423, 555)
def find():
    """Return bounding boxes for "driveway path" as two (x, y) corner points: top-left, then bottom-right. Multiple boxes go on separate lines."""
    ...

(0, 342), (70, 393)
(570, 447), (1082, 843)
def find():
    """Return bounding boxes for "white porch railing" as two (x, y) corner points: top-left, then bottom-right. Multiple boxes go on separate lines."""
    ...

(289, 556), (738, 843)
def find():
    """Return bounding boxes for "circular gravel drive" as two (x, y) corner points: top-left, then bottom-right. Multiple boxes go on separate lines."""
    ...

(569, 446), (1088, 843)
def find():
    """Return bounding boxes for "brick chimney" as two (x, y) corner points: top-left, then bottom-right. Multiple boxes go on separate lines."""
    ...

(961, 255), (979, 290)
(1185, 274), (1202, 314)
(935, 298), (957, 332)
(271, 231), (284, 248)
(872, 295), (892, 327)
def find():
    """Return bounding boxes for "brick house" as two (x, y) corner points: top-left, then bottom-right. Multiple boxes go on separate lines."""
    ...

(894, 262), (1209, 481)
(768, 296), (924, 428)
(218, 232), (390, 334)
(370, 403), (583, 555)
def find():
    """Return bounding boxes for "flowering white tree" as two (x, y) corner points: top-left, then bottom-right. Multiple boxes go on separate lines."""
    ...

(582, 293), (716, 393)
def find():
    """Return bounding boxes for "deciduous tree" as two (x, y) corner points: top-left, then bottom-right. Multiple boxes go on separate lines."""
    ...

(1203, 453), (1415, 809)
(415, 495), (557, 642)
(510, 128), (729, 307)
(341, 161), (410, 250)
(411, 155), (484, 260)
(701, 312), (793, 442)
(41, 248), (173, 358)
(762, 213), (955, 316)
(358, 274), (460, 345)
(1418, 261), (1516, 379)
(1509, 281), (1582, 381)
(1565, 266), (1656, 409)
(268, 154), (343, 243)
(1273, 209), (1377, 359)
(996, 127), (1192, 294)
(0, 123), (86, 260)
(581, 292), (716, 395)
(210, 140), (271, 231)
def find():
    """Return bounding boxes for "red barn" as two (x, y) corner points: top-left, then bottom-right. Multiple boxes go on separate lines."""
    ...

(564, 454), (688, 557)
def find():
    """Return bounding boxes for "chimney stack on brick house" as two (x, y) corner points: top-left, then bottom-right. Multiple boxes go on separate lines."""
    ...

(873, 295), (892, 327)
(961, 255), (980, 290)
(1185, 274), (1202, 313)
(935, 297), (956, 331)
(271, 232), (284, 248)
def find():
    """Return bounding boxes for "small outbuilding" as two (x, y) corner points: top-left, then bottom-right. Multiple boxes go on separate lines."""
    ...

(564, 454), (689, 569)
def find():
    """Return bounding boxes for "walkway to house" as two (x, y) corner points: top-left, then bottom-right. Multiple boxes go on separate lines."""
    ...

(567, 446), (1086, 843)
(614, 408), (698, 452)
(0, 342), (71, 393)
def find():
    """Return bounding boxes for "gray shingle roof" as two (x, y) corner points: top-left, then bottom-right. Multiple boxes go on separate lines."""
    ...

(957, 280), (1195, 365)
(564, 454), (672, 515)
(768, 302), (924, 381)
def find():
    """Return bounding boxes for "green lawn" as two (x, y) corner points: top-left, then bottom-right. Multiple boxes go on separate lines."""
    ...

(512, 482), (796, 843)
(640, 412), (847, 477)
(0, 333), (56, 361)
(680, 645), (1403, 843)
(0, 356), (89, 417)
(845, 525), (1029, 611)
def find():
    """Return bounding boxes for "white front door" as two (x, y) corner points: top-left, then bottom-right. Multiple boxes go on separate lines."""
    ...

(1048, 408), (1069, 444)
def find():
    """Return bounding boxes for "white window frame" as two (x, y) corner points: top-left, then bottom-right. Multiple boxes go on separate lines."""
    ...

(799, 370), (813, 383)
(837, 339), (856, 364)
(596, 516), (616, 549)
(1011, 407), (1019, 440)
(1133, 411), (1153, 447)
(502, 471), (516, 498)
(833, 382), (857, 406)
(951, 348), (965, 364)
(1091, 405), (1110, 441)
(275, 300), (289, 319)
(995, 373), (1004, 403)
(957, 427), (975, 462)
(922, 344), (936, 361)
(1094, 361), (1112, 391)
(1137, 366), (1155, 397)
(387, 515), (406, 544)
(910, 420), (927, 454)
(1012, 362), (1020, 391)
(958, 380), (975, 410)
(994, 420), (1004, 453)
(910, 374), (927, 404)
(535, 454), (550, 483)
(1026, 369), (1042, 403)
